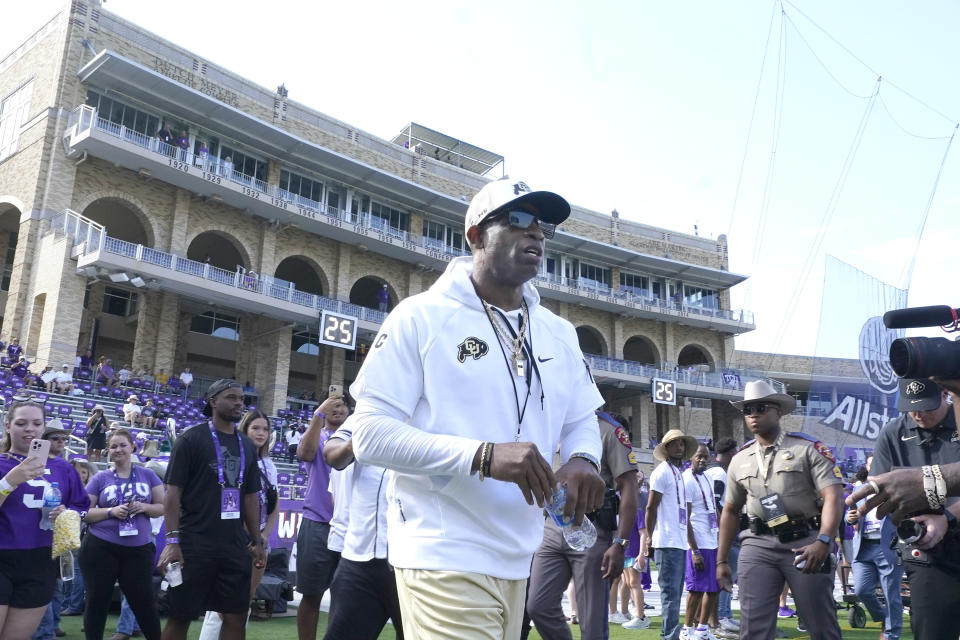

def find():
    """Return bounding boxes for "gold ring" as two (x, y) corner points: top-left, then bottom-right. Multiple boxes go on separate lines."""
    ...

(868, 480), (880, 494)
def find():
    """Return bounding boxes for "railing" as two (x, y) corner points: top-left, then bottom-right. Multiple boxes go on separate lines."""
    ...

(49, 208), (106, 251)
(584, 354), (785, 394)
(67, 104), (753, 327)
(81, 234), (388, 323)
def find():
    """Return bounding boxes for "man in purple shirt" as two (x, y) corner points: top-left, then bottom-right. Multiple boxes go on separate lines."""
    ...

(295, 393), (349, 640)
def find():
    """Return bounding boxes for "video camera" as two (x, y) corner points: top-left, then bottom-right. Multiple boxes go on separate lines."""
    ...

(883, 305), (960, 378)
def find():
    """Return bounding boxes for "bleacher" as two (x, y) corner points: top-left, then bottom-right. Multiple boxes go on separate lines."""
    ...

(0, 363), (309, 500)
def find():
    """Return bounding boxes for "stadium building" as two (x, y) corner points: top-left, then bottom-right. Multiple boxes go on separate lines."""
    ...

(0, 0), (845, 461)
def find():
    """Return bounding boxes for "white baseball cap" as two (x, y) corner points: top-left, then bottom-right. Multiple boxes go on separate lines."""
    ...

(464, 178), (570, 235)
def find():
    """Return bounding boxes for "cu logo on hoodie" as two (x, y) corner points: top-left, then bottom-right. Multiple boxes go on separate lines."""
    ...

(457, 337), (489, 362)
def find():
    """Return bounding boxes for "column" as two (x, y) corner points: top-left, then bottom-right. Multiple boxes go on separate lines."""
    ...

(257, 220), (276, 275)
(250, 318), (291, 414)
(148, 291), (181, 378)
(168, 189), (190, 254)
(408, 210), (424, 238)
(333, 244), (352, 300)
(31, 234), (86, 369)
(131, 291), (161, 371)
(1, 217), (42, 343)
(611, 315), (624, 359)
(662, 322), (676, 365)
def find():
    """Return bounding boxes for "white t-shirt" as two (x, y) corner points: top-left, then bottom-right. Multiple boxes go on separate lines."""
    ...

(327, 466), (352, 553)
(705, 465), (727, 508)
(649, 460), (690, 550)
(683, 468), (719, 550)
(55, 371), (73, 384)
(122, 402), (141, 416)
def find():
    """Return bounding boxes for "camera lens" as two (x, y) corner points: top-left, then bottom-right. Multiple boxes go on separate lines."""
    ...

(889, 337), (960, 379)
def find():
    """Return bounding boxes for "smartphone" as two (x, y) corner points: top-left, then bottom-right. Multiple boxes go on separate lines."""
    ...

(28, 438), (51, 461)
(328, 384), (343, 398)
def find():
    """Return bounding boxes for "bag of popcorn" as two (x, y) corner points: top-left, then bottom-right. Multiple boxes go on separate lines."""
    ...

(51, 509), (81, 558)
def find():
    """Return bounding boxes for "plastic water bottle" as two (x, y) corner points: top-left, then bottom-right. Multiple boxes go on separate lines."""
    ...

(39, 482), (61, 531)
(546, 485), (597, 551)
(60, 552), (74, 581)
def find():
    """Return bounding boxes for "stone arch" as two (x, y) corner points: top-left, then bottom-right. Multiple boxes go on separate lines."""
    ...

(78, 192), (156, 247)
(349, 275), (396, 310)
(273, 255), (329, 297)
(575, 325), (607, 357)
(623, 334), (660, 366)
(0, 195), (25, 216)
(186, 230), (251, 272)
(677, 343), (715, 369)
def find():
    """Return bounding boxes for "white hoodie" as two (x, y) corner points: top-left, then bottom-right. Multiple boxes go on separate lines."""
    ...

(351, 256), (603, 579)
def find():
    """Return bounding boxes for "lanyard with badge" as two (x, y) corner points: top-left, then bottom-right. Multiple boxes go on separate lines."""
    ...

(113, 467), (139, 537)
(693, 472), (719, 532)
(208, 422), (245, 520)
(667, 463), (687, 526)
(754, 432), (788, 527)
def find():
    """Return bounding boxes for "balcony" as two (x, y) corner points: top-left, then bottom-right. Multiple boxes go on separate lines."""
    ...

(584, 355), (785, 401)
(54, 212), (386, 330)
(63, 104), (754, 333)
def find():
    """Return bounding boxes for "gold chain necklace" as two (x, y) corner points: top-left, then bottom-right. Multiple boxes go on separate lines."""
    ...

(482, 299), (528, 377)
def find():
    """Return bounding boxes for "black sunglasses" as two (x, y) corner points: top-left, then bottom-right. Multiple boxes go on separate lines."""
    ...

(481, 209), (556, 239)
(742, 403), (776, 416)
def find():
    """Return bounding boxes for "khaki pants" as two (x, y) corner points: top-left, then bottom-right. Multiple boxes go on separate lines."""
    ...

(395, 569), (526, 640)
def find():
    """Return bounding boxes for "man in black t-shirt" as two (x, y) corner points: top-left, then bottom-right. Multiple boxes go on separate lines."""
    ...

(158, 379), (263, 640)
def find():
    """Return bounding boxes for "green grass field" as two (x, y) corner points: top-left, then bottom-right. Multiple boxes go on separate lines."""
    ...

(57, 607), (908, 639)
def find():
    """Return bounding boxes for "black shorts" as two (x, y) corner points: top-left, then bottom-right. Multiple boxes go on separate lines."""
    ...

(0, 547), (58, 608)
(295, 518), (340, 597)
(166, 540), (252, 619)
(87, 432), (106, 449)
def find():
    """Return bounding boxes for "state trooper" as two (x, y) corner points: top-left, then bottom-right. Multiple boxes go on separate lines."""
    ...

(716, 381), (844, 640)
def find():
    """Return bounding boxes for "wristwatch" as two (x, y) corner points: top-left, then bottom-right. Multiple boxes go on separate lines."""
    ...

(816, 533), (832, 546)
(612, 537), (629, 548)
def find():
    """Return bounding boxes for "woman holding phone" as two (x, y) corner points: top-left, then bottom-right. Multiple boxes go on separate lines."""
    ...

(0, 401), (89, 640)
(198, 409), (279, 637)
(79, 429), (164, 640)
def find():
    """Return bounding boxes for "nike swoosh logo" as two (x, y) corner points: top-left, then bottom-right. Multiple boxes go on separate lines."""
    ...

(537, 356), (554, 363)
(910, 399), (925, 404)
(901, 435), (918, 441)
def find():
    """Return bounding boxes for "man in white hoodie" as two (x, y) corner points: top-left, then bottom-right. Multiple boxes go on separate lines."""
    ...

(351, 178), (605, 640)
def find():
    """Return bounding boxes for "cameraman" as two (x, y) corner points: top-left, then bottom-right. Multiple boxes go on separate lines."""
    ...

(867, 378), (960, 640)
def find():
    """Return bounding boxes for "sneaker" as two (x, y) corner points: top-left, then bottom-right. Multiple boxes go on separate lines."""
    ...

(720, 617), (740, 632)
(693, 627), (720, 640)
(608, 611), (631, 624)
(643, 603), (656, 610)
(622, 615), (652, 630)
(711, 627), (739, 639)
(777, 606), (796, 618)
(679, 627), (691, 640)
(796, 619), (807, 632)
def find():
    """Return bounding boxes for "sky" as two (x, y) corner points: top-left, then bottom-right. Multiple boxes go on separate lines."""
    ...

(6, 0), (959, 359)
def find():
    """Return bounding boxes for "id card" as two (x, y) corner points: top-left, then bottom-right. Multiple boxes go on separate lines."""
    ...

(759, 493), (788, 527)
(221, 488), (240, 520)
(119, 518), (138, 537)
(708, 512), (719, 531)
(679, 507), (687, 526)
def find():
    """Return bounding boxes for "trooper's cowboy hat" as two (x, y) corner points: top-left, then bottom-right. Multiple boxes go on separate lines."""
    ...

(653, 429), (700, 462)
(730, 380), (797, 415)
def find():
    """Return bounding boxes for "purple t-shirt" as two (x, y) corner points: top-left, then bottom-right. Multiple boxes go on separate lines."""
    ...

(86, 466), (162, 547)
(7, 344), (22, 360)
(626, 505), (647, 558)
(301, 430), (334, 523)
(0, 454), (90, 550)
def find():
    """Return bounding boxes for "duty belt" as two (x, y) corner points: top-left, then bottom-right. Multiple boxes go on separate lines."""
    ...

(749, 515), (822, 543)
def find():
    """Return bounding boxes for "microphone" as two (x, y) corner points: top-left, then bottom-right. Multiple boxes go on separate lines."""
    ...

(882, 305), (960, 329)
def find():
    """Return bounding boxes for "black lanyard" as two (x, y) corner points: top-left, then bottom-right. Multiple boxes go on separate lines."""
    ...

(485, 304), (546, 439)
(112, 467), (136, 506)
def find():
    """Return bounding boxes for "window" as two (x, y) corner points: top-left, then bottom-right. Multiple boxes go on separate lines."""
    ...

(84, 90), (159, 139)
(190, 311), (240, 341)
(370, 201), (408, 233)
(280, 170), (323, 203)
(620, 272), (649, 295)
(219, 144), (266, 182)
(683, 285), (718, 309)
(0, 80), (34, 161)
(291, 330), (319, 355)
(1, 231), (16, 291)
(102, 287), (138, 317)
(423, 220), (465, 253)
(579, 263), (610, 288)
